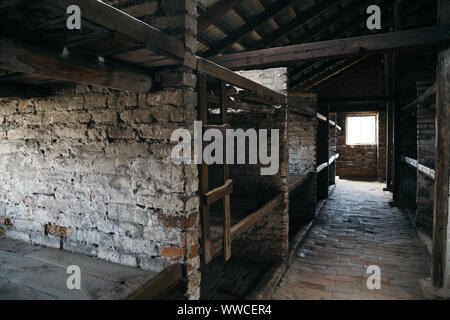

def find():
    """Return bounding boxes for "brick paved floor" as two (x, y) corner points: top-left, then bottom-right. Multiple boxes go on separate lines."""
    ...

(273, 179), (431, 300)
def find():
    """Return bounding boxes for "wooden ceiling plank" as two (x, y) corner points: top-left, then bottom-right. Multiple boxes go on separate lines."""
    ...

(198, 0), (243, 33)
(201, 0), (299, 57)
(249, 0), (341, 50)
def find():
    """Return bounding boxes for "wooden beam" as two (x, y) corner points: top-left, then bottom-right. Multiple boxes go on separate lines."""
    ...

(0, 37), (152, 93)
(210, 193), (284, 259)
(317, 113), (327, 122)
(197, 57), (286, 105)
(316, 161), (328, 173)
(122, 264), (182, 300)
(211, 26), (449, 70)
(201, 0), (298, 57)
(402, 156), (436, 180)
(48, 0), (185, 62)
(198, 0), (242, 33)
(295, 56), (370, 91)
(432, 0), (450, 289)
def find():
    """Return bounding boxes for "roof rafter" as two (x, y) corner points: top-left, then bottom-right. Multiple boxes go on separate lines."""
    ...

(198, 0), (243, 33)
(200, 0), (299, 57)
(248, 0), (341, 51)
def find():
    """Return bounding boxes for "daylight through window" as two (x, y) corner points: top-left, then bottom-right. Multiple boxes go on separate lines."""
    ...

(346, 116), (376, 145)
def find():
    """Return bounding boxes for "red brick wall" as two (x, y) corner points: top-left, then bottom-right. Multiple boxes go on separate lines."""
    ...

(336, 112), (386, 181)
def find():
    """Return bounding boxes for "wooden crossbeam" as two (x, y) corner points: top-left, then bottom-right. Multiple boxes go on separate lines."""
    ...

(201, 0), (299, 57)
(211, 26), (450, 70)
(0, 37), (152, 93)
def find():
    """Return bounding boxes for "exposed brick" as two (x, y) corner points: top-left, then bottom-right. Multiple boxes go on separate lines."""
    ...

(44, 224), (70, 238)
(0, 216), (13, 226)
(158, 212), (198, 229)
(161, 247), (186, 259)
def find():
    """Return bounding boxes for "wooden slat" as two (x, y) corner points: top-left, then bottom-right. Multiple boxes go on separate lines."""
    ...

(122, 264), (182, 300)
(402, 156), (436, 180)
(0, 36), (152, 93)
(48, 0), (185, 62)
(317, 113), (327, 122)
(210, 194), (284, 258)
(202, 179), (233, 206)
(211, 26), (450, 70)
(316, 154), (339, 174)
(329, 153), (340, 166)
(197, 57), (286, 105)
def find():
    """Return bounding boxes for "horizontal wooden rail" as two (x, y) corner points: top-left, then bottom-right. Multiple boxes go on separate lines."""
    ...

(202, 179), (233, 205)
(317, 113), (327, 122)
(402, 156), (435, 180)
(317, 153), (340, 173)
(316, 161), (328, 173)
(317, 113), (341, 130)
(329, 153), (340, 165)
(328, 119), (342, 131)
(402, 83), (436, 112)
(210, 193), (284, 258)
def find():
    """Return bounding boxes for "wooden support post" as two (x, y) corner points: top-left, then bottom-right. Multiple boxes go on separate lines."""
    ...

(198, 73), (212, 265)
(385, 52), (394, 190)
(392, 1), (402, 201)
(220, 80), (231, 261)
(432, 0), (450, 289)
